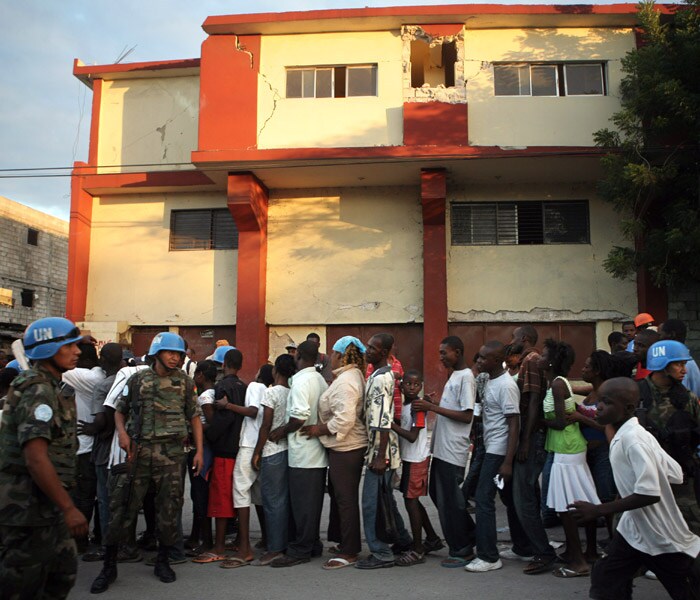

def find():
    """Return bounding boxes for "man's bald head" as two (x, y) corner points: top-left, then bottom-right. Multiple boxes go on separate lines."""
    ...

(597, 377), (640, 426)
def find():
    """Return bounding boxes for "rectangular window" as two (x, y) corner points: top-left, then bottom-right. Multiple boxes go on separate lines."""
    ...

(286, 65), (377, 98)
(494, 63), (606, 97)
(21, 289), (34, 308)
(169, 209), (238, 251)
(27, 228), (39, 246)
(451, 201), (589, 245)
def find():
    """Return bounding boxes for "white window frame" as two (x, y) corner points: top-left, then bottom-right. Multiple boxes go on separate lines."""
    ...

(346, 64), (378, 97)
(286, 64), (378, 99)
(563, 63), (605, 96)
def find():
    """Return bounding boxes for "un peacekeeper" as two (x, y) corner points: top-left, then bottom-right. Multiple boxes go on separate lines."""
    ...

(638, 339), (700, 535)
(0, 317), (88, 599)
(91, 332), (203, 593)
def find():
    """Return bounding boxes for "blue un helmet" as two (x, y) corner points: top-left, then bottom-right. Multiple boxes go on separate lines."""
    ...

(646, 340), (692, 372)
(212, 345), (236, 365)
(147, 332), (186, 357)
(23, 317), (83, 361)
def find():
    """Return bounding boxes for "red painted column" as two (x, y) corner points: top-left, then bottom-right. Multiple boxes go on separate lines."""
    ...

(66, 162), (93, 322)
(421, 169), (449, 395)
(227, 173), (269, 382)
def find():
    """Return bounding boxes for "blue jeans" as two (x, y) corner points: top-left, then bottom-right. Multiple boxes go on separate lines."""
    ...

(587, 443), (616, 503)
(95, 464), (110, 542)
(429, 457), (475, 557)
(511, 431), (554, 560)
(475, 453), (505, 563)
(260, 451), (290, 553)
(540, 451), (557, 522)
(462, 441), (485, 502)
(362, 468), (411, 561)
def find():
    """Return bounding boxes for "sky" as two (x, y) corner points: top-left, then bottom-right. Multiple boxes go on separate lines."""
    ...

(0, 0), (645, 220)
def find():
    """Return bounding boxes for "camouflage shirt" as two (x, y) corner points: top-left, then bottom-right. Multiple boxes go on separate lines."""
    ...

(116, 367), (199, 442)
(639, 377), (700, 431)
(0, 365), (77, 526)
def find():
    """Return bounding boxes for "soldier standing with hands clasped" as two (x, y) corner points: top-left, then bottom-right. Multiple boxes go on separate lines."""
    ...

(91, 332), (203, 594)
(0, 317), (88, 600)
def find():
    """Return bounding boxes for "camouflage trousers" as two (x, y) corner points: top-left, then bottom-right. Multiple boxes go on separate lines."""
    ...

(0, 519), (77, 600)
(104, 441), (184, 547)
(673, 479), (700, 537)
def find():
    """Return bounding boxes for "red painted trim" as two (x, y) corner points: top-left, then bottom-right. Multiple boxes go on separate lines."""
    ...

(418, 24), (464, 37)
(88, 79), (102, 166)
(193, 144), (603, 165)
(404, 103), (468, 147)
(204, 4), (674, 33)
(73, 57), (200, 80)
(78, 170), (215, 194)
(421, 169), (448, 396)
(227, 173), (269, 382)
(199, 35), (260, 154)
(66, 162), (93, 322)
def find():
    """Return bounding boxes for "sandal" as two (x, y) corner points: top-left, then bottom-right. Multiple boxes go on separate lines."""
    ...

(553, 566), (590, 578)
(423, 538), (445, 554)
(523, 556), (556, 575)
(220, 556), (253, 569)
(396, 550), (426, 567)
(322, 557), (357, 570)
(192, 552), (228, 564)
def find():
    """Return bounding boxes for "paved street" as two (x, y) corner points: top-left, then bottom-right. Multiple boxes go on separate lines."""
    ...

(71, 479), (663, 600)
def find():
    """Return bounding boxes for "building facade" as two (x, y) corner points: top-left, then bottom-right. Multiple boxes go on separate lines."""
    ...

(68, 4), (668, 388)
(0, 196), (68, 351)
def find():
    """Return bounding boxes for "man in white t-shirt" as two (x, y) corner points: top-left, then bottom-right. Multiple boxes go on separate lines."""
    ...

(570, 377), (700, 599)
(413, 335), (476, 567)
(465, 341), (520, 573)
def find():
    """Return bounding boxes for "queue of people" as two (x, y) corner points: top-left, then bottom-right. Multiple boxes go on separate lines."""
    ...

(0, 315), (699, 600)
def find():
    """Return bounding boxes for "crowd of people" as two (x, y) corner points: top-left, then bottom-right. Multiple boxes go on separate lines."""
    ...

(0, 313), (698, 600)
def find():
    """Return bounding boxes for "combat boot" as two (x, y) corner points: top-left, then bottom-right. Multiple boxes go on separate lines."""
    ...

(90, 545), (118, 594)
(154, 545), (176, 583)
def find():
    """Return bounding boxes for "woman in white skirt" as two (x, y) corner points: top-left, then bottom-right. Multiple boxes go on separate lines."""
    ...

(538, 339), (600, 578)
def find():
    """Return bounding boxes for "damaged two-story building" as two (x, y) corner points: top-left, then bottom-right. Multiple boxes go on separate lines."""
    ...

(68, 3), (667, 387)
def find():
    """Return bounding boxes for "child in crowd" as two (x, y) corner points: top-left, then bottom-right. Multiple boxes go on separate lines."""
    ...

(570, 377), (700, 600)
(188, 360), (217, 553)
(222, 365), (273, 568)
(193, 349), (247, 564)
(392, 370), (443, 566)
(251, 355), (296, 566)
(539, 339), (600, 578)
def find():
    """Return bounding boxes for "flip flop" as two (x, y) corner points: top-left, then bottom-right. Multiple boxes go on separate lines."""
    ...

(192, 552), (227, 564)
(220, 556), (253, 569)
(552, 566), (590, 578)
(322, 557), (357, 570)
(523, 557), (556, 575)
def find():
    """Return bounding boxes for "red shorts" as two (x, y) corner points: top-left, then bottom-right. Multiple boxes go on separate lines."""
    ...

(207, 456), (236, 518)
(399, 457), (430, 499)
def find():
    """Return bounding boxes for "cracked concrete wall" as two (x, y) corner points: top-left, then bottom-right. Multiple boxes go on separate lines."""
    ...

(447, 184), (636, 322)
(465, 28), (635, 147)
(98, 76), (199, 171)
(257, 32), (404, 149)
(266, 187), (423, 324)
(85, 192), (236, 326)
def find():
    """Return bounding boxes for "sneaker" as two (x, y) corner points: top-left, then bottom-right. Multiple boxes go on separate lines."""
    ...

(145, 555), (187, 566)
(644, 570), (658, 580)
(465, 558), (503, 572)
(499, 548), (534, 562)
(355, 555), (395, 570)
(117, 548), (143, 563)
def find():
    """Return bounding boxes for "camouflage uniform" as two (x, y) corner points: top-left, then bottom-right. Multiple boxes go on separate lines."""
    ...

(639, 377), (700, 535)
(0, 366), (78, 600)
(104, 367), (198, 548)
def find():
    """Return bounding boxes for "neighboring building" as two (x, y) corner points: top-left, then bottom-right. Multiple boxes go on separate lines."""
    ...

(68, 4), (668, 387)
(0, 196), (68, 351)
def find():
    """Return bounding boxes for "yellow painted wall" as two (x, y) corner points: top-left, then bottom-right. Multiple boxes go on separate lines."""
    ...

(266, 187), (423, 324)
(97, 76), (199, 171)
(85, 193), (236, 325)
(258, 32), (404, 149)
(465, 28), (636, 146)
(447, 184), (637, 319)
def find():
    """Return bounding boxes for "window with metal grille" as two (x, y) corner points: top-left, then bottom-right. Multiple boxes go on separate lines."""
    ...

(286, 65), (377, 98)
(494, 63), (606, 97)
(169, 209), (238, 251)
(451, 201), (589, 245)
